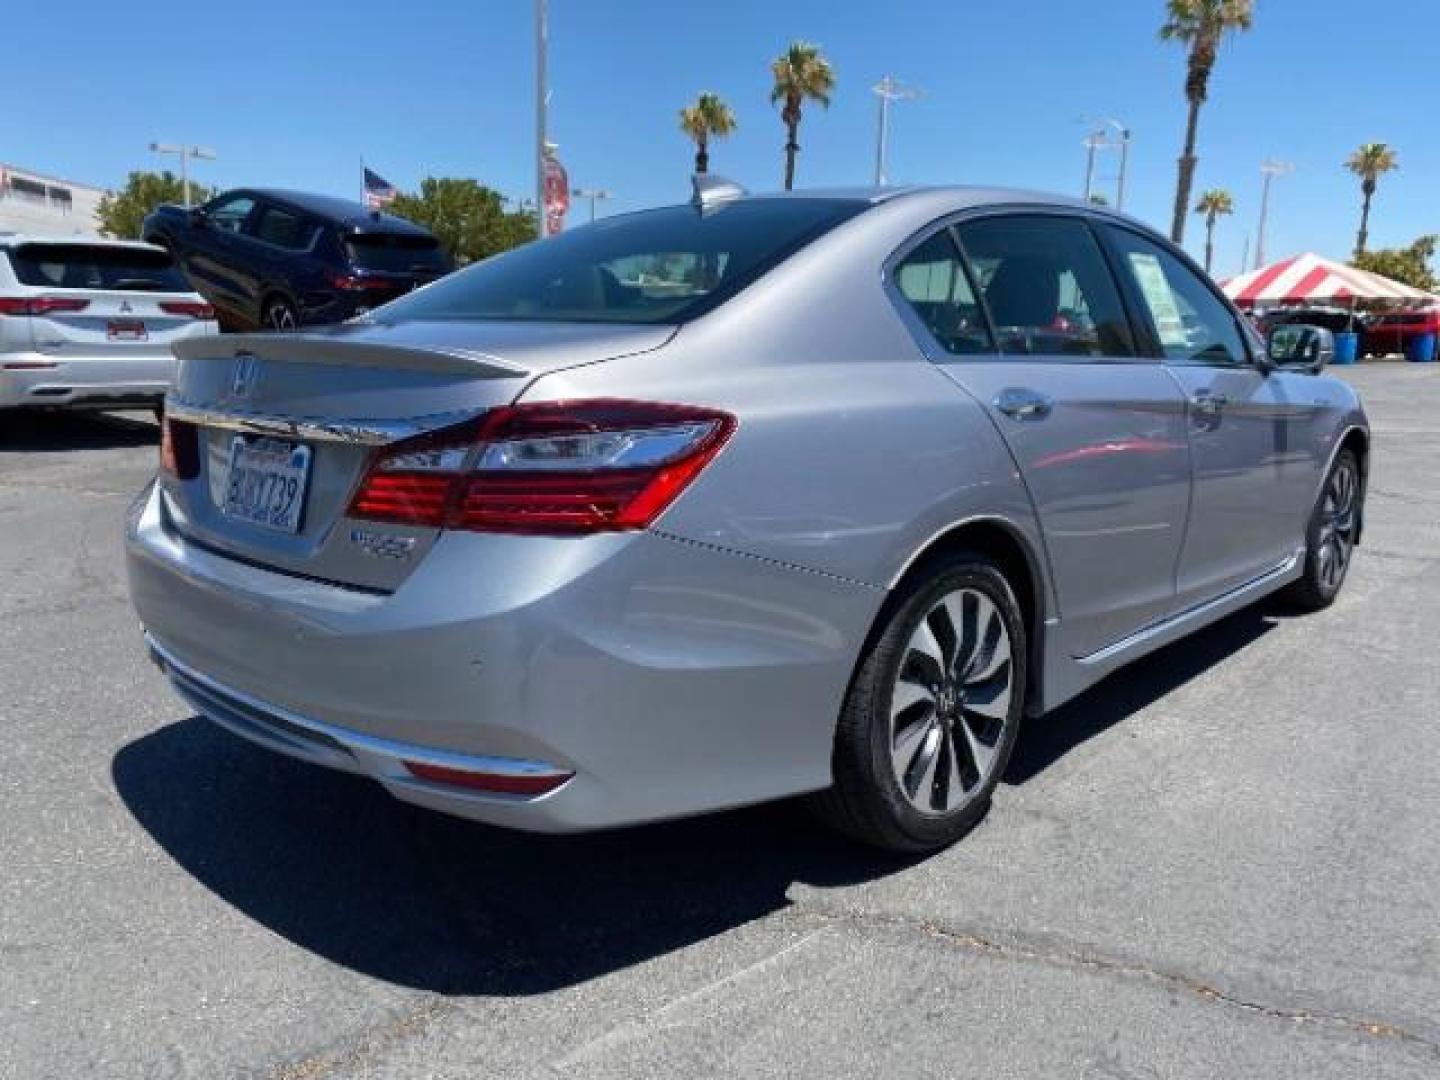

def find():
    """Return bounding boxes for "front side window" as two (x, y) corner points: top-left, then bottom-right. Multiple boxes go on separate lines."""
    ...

(372, 198), (866, 325)
(207, 195), (255, 234)
(891, 230), (994, 356)
(1105, 226), (1249, 366)
(956, 215), (1135, 358)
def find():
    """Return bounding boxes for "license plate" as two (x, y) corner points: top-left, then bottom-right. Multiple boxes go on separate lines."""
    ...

(107, 319), (148, 341)
(222, 436), (312, 533)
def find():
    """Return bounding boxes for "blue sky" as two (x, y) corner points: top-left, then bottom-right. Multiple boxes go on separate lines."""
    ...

(5, 0), (1435, 276)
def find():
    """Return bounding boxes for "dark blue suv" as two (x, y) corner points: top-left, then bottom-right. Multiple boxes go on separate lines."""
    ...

(143, 189), (452, 331)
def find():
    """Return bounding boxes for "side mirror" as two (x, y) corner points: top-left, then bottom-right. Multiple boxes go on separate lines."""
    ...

(1267, 324), (1334, 374)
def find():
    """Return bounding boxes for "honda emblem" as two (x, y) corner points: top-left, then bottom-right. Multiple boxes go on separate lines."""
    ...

(230, 353), (261, 399)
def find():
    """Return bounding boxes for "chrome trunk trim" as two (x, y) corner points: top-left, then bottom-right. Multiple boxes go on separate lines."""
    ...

(164, 398), (483, 446)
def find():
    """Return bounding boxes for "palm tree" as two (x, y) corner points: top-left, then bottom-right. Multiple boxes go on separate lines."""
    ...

(679, 93), (737, 176)
(770, 41), (836, 190)
(1194, 188), (1234, 274)
(1161, 0), (1254, 244)
(1345, 142), (1399, 259)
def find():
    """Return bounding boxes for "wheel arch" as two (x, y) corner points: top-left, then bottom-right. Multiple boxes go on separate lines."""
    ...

(1338, 425), (1370, 544)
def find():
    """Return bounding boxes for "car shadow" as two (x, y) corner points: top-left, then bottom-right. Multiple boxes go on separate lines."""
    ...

(0, 410), (158, 452)
(112, 600), (1286, 997)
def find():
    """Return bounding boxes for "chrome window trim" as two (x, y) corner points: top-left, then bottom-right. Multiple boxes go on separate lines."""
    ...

(164, 397), (482, 446)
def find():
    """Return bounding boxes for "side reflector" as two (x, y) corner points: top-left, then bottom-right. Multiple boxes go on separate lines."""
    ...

(402, 759), (573, 796)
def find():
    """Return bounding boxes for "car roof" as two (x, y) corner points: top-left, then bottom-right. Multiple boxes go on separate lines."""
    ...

(0, 232), (167, 253)
(243, 189), (433, 236)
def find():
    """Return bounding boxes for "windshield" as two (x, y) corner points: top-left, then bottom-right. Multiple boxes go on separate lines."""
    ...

(7, 243), (191, 292)
(372, 198), (867, 325)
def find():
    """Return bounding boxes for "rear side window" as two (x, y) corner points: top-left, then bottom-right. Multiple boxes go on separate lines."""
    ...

(345, 234), (450, 273)
(892, 230), (994, 356)
(6, 243), (190, 292)
(253, 206), (316, 251)
(956, 216), (1135, 358)
(372, 199), (867, 325)
(1104, 226), (1248, 366)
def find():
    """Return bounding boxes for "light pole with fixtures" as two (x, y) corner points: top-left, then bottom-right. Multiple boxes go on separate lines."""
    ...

(1254, 159), (1293, 269)
(571, 188), (612, 223)
(148, 143), (216, 207)
(872, 75), (920, 186)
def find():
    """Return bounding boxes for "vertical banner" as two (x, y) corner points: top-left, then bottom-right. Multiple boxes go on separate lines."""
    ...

(543, 152), (570, 237)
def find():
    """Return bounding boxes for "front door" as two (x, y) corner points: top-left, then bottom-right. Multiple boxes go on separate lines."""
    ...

(1101, 224), (1323, 609)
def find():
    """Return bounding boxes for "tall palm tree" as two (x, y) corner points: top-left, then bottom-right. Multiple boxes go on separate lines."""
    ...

(770, 41), (835, 190)
(1345, 142), (1399, 259)
(679, 93), (737, 176)
(1193, 188), (1234, 274)
(1161, 0), (1254, 245)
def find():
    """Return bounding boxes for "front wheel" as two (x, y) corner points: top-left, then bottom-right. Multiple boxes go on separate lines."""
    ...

(263, 296), (299, 332)
(1283, 447), (1361, 611)
(813, 552), (1026, 853)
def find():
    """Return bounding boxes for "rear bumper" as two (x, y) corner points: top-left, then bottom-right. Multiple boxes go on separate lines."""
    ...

(0, 350), (174, 408)
(125, 482), (882, 831)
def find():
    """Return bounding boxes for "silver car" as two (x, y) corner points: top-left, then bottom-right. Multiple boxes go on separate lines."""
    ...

(125, 185), (1368, 852)
(0, 236), (217, 410)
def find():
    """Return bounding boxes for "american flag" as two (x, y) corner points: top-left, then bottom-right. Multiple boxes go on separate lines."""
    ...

(362, 167), (397, 210)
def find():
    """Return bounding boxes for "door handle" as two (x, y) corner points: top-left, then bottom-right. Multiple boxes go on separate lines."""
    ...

(1191, 390), (1229, 417)
(994, 387), (1053, 421)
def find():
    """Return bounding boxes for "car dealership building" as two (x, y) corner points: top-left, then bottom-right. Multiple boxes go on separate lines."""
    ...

(0, 163), (106, 236)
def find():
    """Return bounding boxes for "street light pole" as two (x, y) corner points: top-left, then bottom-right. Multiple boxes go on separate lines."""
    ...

(149, 143), (216, 207)
(1080, 116), (1130, 209)
(871, 75), (919, 186)
(1255, 159), (1293, 270)
(535, 0), (549, 232)
(571, 187), (612, 223)
(1081, 132), (1107, 202)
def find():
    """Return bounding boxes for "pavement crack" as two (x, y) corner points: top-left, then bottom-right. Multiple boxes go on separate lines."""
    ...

(789, 903), (1440, 1058)
(264, 995), (456, 1080)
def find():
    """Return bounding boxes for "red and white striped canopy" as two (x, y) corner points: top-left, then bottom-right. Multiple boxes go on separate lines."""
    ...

(1222, 252), (1435, 306)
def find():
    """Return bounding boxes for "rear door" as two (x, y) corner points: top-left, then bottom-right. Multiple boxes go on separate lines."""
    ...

(1101, 223), (1323, 609)
(893, 213), (1192, 659)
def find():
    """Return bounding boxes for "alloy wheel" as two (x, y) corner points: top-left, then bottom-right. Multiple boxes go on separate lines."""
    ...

(889, 587), (1014, 815)
(268, 303), (297, 331)
(1317, 458), (1359, 591)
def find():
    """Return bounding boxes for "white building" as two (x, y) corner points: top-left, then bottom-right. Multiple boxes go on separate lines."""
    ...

(0, 163), (107, 237)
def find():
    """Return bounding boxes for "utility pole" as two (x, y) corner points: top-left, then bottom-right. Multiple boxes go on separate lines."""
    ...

(1255, 159), (1293, 269)
(149, 143), (216, 207)
(1079, 116), (1130, 209)
(872, 75), (919, 186)
(571, 187), (611, 223)
(535, 0), (549, 231)
(1081, 131), (1108, 203)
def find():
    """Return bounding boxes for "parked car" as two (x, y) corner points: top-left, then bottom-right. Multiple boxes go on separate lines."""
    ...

(142, 189), (452, 332)
(1360, 306), (1440, 357)
(1257, 305), (1361, 337)
(0, 235), (217, 411)
(127, 185), (1368, 853)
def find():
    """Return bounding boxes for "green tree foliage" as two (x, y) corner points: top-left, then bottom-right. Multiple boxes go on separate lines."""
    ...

(679, 92), (738, 175)
(386, 178), (537, 264)
(1160, 0), (1254, 244)
(1344, 142), (1399, 259)
(97, 171), (212, 240)
(1194, 188), (1235, 274)
(1351, 235), (1437, 293)
(770, 41), (836, 190)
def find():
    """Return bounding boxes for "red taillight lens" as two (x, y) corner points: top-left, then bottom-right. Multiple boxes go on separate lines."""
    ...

(159, 300), (216, 320)
(347, 400), (736, 535)
(329, 273), (395, 292)
(159, 417), (200, 480)
(0, 296), (90, 317)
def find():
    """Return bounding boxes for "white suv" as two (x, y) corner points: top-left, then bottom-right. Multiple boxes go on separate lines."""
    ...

(0, 235), (218, 411)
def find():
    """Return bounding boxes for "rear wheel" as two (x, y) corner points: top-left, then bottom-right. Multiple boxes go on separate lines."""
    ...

(263, 296), (299, 332)
(814, 552), (1026, 853)
(1283, 447), (1361, 610)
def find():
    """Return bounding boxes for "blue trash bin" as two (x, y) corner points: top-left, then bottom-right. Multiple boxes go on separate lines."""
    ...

(1333, 332), (1359, 365)
(1407, 332), (1437, 362)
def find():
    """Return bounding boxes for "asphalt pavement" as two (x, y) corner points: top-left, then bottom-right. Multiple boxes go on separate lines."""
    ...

(2, 364), (1437, 1078)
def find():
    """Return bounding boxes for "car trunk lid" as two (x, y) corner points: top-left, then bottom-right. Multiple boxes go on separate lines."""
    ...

(161, 319), (675, 592)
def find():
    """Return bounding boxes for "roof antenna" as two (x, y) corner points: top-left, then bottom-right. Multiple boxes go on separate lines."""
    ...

(691, 173), (747, 212)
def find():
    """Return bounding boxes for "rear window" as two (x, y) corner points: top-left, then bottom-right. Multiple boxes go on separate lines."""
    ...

(6, 243), (190, 292)
(345, 234), (449, 273)
(371, 198), (867, 325)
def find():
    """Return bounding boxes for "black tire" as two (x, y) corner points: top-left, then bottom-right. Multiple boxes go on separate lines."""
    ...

(812, 551), (1027, 853)
(262, 295), (299, 332)
(1282, 447), (1361, 611)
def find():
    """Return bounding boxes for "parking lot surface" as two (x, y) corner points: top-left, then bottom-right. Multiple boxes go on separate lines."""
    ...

(2, 363), (1438, 1079)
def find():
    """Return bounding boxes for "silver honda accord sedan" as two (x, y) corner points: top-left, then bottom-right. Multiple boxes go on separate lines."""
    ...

(126, 182), (1368, 852)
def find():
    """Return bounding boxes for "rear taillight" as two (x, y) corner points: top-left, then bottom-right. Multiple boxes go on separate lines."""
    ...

(329, 273), (395, 292)
(159, 417), (200, 480)
(348, 400), (736, 535)
(0, 297), (90, 317)
(159, 300), (216, 320)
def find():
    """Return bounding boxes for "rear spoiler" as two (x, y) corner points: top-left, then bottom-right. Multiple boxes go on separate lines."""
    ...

(172, 332), (527, 380)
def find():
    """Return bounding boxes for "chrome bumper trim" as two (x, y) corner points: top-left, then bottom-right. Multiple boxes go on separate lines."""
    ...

(163, 398), (483, 446)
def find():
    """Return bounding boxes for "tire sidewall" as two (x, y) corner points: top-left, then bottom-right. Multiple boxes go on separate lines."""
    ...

(1302, 448), (1360, 605)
